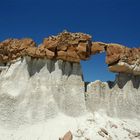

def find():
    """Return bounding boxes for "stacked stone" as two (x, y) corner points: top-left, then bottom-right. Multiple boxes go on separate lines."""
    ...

(106, 44), (140, 75)
(0, 38), (35, 63)
(40, 31), (92, 62)
(0, 31), (92, 63)
(0, 31), (140, 75)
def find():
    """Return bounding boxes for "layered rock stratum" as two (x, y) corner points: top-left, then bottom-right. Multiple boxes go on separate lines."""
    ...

(0, 31), (140, 140)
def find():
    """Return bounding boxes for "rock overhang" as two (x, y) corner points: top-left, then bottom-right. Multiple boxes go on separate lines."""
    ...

(0, 31), (140, 75)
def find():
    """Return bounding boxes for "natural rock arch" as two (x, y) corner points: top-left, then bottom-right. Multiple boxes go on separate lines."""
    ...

(0, 31), (140, 140)
(81, 52), (115, 82)
(0, 31), (140, 76)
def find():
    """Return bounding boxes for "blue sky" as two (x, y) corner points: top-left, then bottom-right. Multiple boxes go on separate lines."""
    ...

(0, 0), (140, 82)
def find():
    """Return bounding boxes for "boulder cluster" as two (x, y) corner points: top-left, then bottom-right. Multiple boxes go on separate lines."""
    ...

(0, 38), (36, 63)
(0, 31), (140, 75)
(0, 31), (95, 63)
(106, 44), (140, 75)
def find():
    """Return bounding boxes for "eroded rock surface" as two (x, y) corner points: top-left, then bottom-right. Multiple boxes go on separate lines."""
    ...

(0, 38), (36, 62)
(91, 42), (106, 54)
(0, 57), (86, 128)
(86, 73), (140, 118)
(0, 31), (140, 75)
(0, 31), (140, 140)
(106, 44), (140, 75)
(0, 31), (93, 63)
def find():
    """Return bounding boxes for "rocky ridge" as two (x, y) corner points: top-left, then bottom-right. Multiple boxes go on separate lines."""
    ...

(0, 31), (92, 63)
(0, 31), (140, 75)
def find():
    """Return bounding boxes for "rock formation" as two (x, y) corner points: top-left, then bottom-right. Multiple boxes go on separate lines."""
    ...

(86, 73), (140, 118)
(0, 31), (140, 75)
(59, 131), (73, 140)
(0, 38), (36, 63)
(0, 31), (140, 140)
(105, 44), (140, 75)
(0, 31), (93, 63)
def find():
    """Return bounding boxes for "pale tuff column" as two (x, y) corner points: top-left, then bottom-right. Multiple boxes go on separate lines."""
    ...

(86, 73), (140, 119)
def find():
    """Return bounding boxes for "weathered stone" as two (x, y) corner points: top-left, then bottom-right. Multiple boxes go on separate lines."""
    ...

(91, 42), (106, 54)
(0, 32), (92, 63)
(98, 131), (105, 137)
(100, 128), (108, 135)
(43, 38), (58, 51)
(105, 44), (140, 75)
(21, 38), (36, 47)
(77, 51), (88, 60)
(60, 131), (73, 140)
(35, 49), (41, 57)
(57, 45), (68, 51)
(26, 47), (36, 57)
(57, 51), (67, 60)
(67, 50), (80, 62)
(80, 34), (91, 41)
(106, 43), (125, 65)
(2, 55), (9, 62)
(0, 31), (140, 75)
(67, 45), (76, 51)
(86, 73), (140, 118)
(45, 48), (55, 59)
(77, 42), (87, 53)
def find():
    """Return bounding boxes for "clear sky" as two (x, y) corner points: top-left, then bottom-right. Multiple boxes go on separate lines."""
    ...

(0, 0), (140, 82)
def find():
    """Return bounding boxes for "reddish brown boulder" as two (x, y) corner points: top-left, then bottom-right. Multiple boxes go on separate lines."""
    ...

(26, 47), (36, 57)
(43, 31), (92, 62)
(57, 45), (68, 51)
(77, 42), (87, 53)
(45, 48), (55, 59)
(0, 38), (36, 62)
(67, 50), (80, 63)
(105, 44), (140, 75)
(59, 131), (73, 140)
(67, 45), (76, 51)
(43, 38), (58, 51)
(57, 51), (67, 60)
(105, 43), (125, 64)
(91, 42), (106, 54)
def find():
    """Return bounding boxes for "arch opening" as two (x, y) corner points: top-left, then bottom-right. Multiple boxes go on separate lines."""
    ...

(81, 52), (115, 82)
